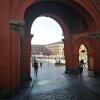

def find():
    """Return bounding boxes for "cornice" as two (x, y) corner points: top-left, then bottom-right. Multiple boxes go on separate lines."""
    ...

(10, 16), (25, 32)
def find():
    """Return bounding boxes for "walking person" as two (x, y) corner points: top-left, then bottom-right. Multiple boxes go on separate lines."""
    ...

(34, 60), (38, 76)
(40, 62), (42, 67)
(78, 59), (86, 75)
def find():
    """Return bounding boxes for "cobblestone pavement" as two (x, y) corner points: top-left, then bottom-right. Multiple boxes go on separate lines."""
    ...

(27, 85), (100, 100)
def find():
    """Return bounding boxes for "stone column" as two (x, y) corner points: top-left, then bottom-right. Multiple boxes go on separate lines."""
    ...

(89, 32), (100, 76)
(20, 31), (33, 82)
(10, 17), (32, 82)
(62, 38), (74, 73)
(9, 17), (24, 96)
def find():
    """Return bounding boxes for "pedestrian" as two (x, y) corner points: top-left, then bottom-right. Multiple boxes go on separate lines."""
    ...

(78, 59), (86, 75)
(40, 62), (42, 67)
(58, 60), (61, 64)
(34, 60), (38, 76)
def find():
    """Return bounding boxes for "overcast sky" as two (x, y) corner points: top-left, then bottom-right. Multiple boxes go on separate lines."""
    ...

(31, 16), (63, 45)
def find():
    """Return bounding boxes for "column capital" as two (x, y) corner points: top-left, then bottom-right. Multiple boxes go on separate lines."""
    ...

(10, 16), (25, 32)
(62, 38), (73, 44)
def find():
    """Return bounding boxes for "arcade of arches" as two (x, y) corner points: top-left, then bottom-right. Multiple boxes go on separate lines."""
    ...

(0, 0), (100, 97)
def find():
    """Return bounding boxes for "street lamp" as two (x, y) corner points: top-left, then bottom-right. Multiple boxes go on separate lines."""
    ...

(47, 53), (49, 66)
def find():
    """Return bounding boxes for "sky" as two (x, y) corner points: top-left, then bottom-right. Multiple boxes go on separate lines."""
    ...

(31, 16), (63, 45)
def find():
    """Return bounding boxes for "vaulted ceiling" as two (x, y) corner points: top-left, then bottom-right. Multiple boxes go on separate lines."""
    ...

(24, 1), (89, 34)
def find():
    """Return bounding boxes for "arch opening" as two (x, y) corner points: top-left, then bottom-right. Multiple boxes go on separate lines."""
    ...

(30, 16), (65, 66)
(31, 16), (63, 45)
(74, 37), (94, 71)
(19, 1), (96, 82)
(79, 44), (88, 68)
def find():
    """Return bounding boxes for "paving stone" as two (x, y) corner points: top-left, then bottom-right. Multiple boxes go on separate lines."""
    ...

(26, 86), (100, 100)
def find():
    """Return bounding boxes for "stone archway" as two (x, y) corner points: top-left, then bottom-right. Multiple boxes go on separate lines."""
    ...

(21, 2), (72, 82)
(73, 37), (94, 71)
(8, 0), (100, 96)
(13, 0), (99, 31)
(0, 0), (100, 97)
(12, 1), (98, 82)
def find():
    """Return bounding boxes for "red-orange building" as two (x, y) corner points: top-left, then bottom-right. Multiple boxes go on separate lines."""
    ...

(0, 0), (100, 97)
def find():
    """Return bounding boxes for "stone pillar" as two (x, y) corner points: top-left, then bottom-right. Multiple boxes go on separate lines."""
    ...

(89, 32), (100, 76)
(20, 32), (33, 82)
(62, 38), (74, 72)
(9, 17), (24, 96)
(0, 1), (11, 97)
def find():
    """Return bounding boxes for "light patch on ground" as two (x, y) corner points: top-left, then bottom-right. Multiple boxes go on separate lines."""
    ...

(38, 80), (56, 85)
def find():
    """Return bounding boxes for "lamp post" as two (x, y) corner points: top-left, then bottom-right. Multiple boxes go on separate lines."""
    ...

(47, 53), (49, 66)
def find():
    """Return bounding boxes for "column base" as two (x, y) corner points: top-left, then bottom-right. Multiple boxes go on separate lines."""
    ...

(20, 72), (32, 82)
(0, 87), (19, 98)
(64, 67), (72, 74)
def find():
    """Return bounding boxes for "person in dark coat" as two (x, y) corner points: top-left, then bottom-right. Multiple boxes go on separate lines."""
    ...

(78, 59), (86, 75)
(40, 62), (42, 67)
(34, 60), (38, 76)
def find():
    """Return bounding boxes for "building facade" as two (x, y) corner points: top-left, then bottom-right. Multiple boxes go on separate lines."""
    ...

(45, 41), (64, 56)
(31, 45), (51, 55)
(31, 41), (64, 57)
